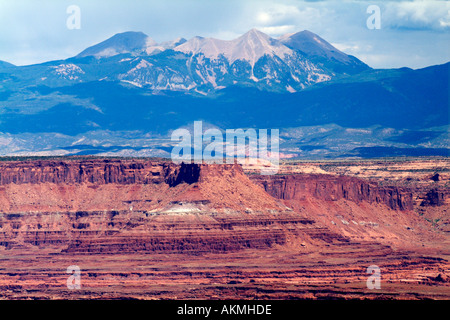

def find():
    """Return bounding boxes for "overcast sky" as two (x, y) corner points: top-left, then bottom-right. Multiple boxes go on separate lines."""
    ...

(0, 0), (449, 69)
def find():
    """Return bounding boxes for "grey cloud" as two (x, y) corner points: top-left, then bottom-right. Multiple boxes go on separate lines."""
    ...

(382, 1), (450, 31)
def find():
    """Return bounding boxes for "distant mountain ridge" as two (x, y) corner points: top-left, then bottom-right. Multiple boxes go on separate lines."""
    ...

(0, 60), (15, 69)
(0, 29), (371, 94)
(0, 29), (447, 158)
(65, 29), (370, 92)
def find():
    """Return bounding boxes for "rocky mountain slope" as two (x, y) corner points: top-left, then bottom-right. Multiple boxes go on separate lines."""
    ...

(279, 30), (369, 75)
(1, 29), (366, 94)
(0, 30), (447, 158)
(68, 29), (367, 92)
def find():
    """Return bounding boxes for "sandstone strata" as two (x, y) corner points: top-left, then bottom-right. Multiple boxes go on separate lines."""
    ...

(0, 159), (448, 299)
(0, 160), (317, 254)
(250, 174), (414, 210)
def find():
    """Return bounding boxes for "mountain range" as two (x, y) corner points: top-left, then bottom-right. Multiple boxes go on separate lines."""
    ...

(0, 29), (448, 158)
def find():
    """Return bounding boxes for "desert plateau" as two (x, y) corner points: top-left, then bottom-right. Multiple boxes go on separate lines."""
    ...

(0, 156), (448, 300)
(1, 0), (449, 308)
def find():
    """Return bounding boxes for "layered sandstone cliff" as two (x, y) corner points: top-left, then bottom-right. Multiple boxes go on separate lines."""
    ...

(0, 159), (324, 254)
(0, 160), (285, 213)
(0, 159), (191, 185)
(250, 174), (414, 211)
(0, 159), (442, 255)
(0, 159), (416, 210)
(0, 159), (448, 300)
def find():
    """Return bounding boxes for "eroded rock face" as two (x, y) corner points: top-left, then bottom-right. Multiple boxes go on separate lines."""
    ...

(0, 159), (244, 189)
(0, 160), (415, 211)
(421, 189), (445, 207)
(0, 159), (448, 300)
(164, 162), (201, 187)
(250, 174), (414, 211)
(0, 159), (441, 255)
(0, 160), (323, 254)
(0, 159), (176, 185)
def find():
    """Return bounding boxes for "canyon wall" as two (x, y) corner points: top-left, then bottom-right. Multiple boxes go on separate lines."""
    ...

(250, 174), (414, 211)
(0, 159), (207, 186)
(0, 159), (414, 211)
(1, 159), (447, 300)
(0, 159), (438, 255)
(0, 159), (323, 254)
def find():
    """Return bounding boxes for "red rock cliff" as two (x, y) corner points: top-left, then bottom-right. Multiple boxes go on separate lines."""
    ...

(0, 159), (320, 254)
(250, 174), (414, 211)
(0, 159), (179, 185)
(0, 159), (246, 187)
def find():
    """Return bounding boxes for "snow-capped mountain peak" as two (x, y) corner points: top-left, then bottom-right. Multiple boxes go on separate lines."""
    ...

(174, 36), (227, 60)
(174, 28), (292, 66)
(77, 31), (156, 58)
(279, 30), (370, 74)
(279, 30), (352, 63)
(66, 29), (370, 92)
(230, 28), (292, 65)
